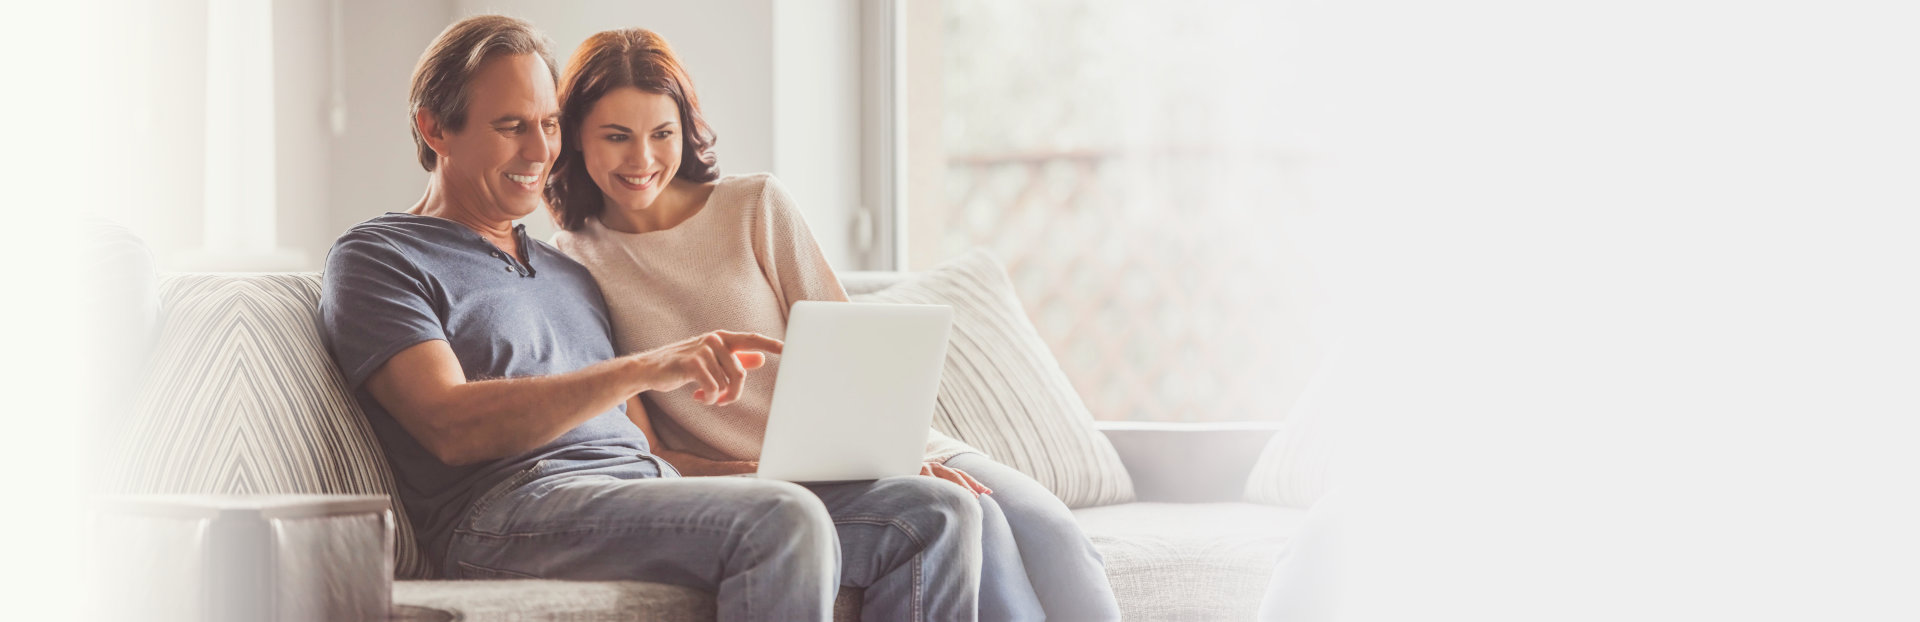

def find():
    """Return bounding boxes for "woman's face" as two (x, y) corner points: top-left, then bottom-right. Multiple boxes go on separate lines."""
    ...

(579, 86), (683, 213)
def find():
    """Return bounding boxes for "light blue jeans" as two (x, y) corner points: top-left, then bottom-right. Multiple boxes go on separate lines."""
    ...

(947, 452), (1122, 621)
(443, 458), (982, 622)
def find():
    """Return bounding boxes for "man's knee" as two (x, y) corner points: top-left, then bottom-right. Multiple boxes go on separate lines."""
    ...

(746, 480), (834, 535)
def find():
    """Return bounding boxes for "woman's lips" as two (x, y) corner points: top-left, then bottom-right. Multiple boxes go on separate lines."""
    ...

(616, 171), (659, 191)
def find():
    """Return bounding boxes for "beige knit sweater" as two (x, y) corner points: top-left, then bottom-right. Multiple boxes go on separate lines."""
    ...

(555, 173), (974, 463)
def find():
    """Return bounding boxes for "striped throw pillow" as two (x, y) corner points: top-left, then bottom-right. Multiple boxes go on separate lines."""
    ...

(852, 250), (1135, 508)
(106, 273), (433, 579)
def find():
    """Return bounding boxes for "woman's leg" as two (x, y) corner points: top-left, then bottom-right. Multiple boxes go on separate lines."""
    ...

(977, 491), (1044, 621)
(945, 452), (1123, 621)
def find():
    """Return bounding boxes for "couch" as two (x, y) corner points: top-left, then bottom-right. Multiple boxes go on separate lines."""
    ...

(106, 263), (1299, 621)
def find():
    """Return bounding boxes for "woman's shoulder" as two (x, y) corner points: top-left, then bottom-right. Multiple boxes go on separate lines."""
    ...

(713, 173), (795, 210)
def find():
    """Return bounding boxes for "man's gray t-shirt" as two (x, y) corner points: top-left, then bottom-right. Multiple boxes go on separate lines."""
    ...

(320, 213), (662, 567)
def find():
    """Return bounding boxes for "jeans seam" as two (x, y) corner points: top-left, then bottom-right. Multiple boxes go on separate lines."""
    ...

(454, 560), (542, 580)
(832, 516), (928, 622)
(452, 519), (736, 541)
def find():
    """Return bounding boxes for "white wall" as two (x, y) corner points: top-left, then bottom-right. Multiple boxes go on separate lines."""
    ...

(324, 0), (454, 258)
(772, 0), (864, 271)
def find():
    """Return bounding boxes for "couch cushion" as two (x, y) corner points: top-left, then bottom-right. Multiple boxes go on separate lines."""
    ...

(108, 273), (433, 579)
(394, 581), (866, 621)
(1074, 502), (1301, 621)
(851, 250), (1135, 508)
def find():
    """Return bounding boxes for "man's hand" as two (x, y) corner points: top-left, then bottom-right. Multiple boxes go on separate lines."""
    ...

(921, 461), (992, 497)
(632, 331), (783, 406)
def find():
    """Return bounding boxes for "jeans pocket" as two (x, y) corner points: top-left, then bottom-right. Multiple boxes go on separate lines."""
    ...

(462, 459), (550, 534)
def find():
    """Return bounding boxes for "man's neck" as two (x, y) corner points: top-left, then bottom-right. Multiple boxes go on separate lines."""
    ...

(411, 180), (524, 260)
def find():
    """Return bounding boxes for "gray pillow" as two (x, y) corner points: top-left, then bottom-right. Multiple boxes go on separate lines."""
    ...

(852, 250), (1135, 508)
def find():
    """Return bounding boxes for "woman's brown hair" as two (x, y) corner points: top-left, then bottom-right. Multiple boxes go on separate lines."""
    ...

(547, 28), (719, 231)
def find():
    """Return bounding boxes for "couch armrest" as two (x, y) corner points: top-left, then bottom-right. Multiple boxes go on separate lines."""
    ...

(1097, 421), (1281, 503)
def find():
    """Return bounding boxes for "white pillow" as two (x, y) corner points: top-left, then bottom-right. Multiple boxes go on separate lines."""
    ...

(852, 250), (1136, 508)
(1246, 358), (1337, 508)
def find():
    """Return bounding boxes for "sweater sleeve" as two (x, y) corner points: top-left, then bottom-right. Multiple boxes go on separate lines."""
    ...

(752, 175), (851, 315)
(926, 429), (980, 463)
(749, 176), (978, 463)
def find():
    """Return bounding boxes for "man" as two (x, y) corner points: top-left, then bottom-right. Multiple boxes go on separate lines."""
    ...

(319, 15), (981, 621)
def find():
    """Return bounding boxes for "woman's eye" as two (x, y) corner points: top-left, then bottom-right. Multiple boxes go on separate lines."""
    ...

(606, 134), (629, 142)
(652, 131), (674, 140)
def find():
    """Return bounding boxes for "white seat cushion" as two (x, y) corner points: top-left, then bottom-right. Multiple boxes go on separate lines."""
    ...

(1074, 503), (1302, 621)
(394, 581), (867, 621)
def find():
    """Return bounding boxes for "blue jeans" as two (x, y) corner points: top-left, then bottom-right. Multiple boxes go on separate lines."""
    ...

(443, 458), (982, 622)
(947, 452), (1122, 621)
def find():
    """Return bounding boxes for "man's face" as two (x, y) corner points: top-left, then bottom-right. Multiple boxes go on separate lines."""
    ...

(433, 53), (560, 222)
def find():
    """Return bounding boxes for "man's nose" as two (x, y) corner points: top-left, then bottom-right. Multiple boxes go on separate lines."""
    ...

(524, 128), (556, 164)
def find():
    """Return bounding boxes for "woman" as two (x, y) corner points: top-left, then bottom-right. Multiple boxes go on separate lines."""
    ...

(548, 28), (1120, 620)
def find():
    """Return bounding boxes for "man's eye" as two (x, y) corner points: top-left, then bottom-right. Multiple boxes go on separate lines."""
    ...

(498, 124), (524, 135)
(541, 121), (559, 135)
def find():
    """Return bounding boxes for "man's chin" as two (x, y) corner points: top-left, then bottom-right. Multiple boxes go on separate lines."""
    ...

(498, 199), (544, 223)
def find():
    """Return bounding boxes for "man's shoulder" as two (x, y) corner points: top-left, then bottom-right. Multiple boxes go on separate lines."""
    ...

(328, 214), (464, 269)
(337, 213), (455, 249)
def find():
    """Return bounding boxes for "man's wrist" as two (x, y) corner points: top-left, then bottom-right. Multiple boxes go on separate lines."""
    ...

(622, 354), (659, 394)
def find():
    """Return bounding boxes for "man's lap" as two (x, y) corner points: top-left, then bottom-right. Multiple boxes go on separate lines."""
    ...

(442, 465), (977, 584)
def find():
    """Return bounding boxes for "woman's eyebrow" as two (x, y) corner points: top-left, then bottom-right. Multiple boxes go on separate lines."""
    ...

(598, 123), (633, 132)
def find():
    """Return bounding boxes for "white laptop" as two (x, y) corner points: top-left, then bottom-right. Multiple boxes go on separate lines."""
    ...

(750, 301), (954, 483)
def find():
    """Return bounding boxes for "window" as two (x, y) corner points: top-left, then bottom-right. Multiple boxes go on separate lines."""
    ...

(919, 0), (1321, 422)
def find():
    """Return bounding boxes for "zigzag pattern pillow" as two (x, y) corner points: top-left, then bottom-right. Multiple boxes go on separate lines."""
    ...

(852, 250), (1135, 508)
(106, 273), (432, 579)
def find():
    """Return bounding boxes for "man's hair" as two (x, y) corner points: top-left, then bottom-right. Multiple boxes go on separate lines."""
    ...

(547, 28), (720, 231)
(407, 15), (558, 172)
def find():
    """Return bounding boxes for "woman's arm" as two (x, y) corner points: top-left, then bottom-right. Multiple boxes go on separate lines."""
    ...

(753, 176), (852, 309)
(626, 394), (760, 476)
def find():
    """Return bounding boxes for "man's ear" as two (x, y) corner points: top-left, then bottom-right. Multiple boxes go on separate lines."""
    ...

(417, 109), (451, 161)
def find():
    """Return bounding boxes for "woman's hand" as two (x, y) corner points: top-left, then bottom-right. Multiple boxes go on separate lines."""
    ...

(631, 330), (782, 406)
(920, 461), (992, 497)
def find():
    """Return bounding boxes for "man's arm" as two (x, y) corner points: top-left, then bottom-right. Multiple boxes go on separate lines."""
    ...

(367, 331), (780, 467)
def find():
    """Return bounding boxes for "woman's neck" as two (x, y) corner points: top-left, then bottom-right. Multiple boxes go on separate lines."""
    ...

(599, 178), (712, 234)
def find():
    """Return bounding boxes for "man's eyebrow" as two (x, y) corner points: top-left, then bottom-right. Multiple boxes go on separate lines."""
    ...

(488, 113), (560, 125)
